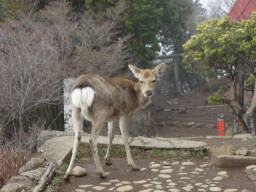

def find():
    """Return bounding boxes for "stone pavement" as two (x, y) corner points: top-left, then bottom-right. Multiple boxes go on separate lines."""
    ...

(69, 159), (254, 192)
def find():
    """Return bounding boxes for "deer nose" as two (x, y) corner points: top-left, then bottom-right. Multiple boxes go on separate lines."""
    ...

(146, 90), (152, 96)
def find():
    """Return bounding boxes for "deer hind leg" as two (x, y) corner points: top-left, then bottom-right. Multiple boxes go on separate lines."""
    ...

(90, 120), (108, 178)
(105, 121), (114, 166)
(119, 116), (140, 171)
(64, 107), (82, 179)
(250, 115), (256, 136)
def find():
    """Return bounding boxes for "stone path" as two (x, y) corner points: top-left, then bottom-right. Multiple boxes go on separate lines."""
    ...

(63, 159), (254, 192)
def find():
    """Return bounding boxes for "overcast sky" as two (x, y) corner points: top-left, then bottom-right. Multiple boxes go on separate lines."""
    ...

(200, 0), (210, 8)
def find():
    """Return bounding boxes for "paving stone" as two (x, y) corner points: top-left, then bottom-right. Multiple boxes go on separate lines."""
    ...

(160, 169), (173, 174)
(79, 184), (93, 189)
(133, 180), (147, 184)
(143, 184), (153, 188)
(200, 163), (209, 168)
(209, 187), (222, 191)
(213, 176), (223, 181)
(75, 189), (85, 192)
(93, 186), (106, 191)
(168, 189), (180, 192)
(194, 168), (204, 172)
(182, 162), (195, 166)
(150, 164), (162, 168)
(154, 190), (166, 192)
(110, 179), (120, 183)
(100, 182), (111, 186)
(246, 165), (256, 170)
(182, 185), (194, 191)
(155, 184), (163, 189)
(180, 177), (190, 180)
(108, 187), (115, 191)
(195, 183), (203, 186)
(158, 174), (171, 179)
(168, 182), (176, 186)
(151, 181), (162, 185)
(198, 189), (206, 192)
(217, 171), (228, 177)
(172, 161), (180, 165)
(151, 169), (159, 172)
(162, 161), (170, 165)
(138, 189), (153, 192)
(116, 185), (133, 192)
(224, 189), (238, 192)
(121, 181), (131, 185)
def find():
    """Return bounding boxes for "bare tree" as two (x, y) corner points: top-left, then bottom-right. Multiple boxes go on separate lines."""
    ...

(206, 0), (236, 19)
(0, 1), (132, 142)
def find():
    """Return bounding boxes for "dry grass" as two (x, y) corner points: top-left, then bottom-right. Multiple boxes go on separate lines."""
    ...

(0, 144), (28, 189)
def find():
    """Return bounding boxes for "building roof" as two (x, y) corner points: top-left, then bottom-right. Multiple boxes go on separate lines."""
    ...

(228, 0), (256, 21)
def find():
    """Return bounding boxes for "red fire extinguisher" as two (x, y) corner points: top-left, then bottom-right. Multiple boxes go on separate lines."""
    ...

(217, 114), (224, 136)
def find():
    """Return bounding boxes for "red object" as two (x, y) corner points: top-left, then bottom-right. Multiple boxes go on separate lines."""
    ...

(218, 120), (224, 136)
(228, 0), (256, 22)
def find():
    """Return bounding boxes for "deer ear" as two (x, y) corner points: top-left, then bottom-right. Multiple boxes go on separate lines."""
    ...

(154, 63), (166, 78)
(128, 64), (141, 79)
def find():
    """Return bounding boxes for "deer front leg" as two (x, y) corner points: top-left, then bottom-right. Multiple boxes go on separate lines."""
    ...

(64, 107), (82, 179)
(90, 120), (108, 178)
(119, 116), (140, 171)
(105, 121), (114, 166)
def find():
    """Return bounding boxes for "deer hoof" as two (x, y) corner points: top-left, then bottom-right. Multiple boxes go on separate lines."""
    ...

(99, 172), (109, 179)
(105, 160), (112, 166)
(131, 167), (141, 171)
(63, 174), (70, 182)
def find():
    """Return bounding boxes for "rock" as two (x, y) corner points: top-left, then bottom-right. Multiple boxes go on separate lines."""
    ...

(93, 186), (106, 191)
(169, 189), (180, 192)
(138, 189), (153, 192)
(71, 166), (87, 177)
(215, 155), (256, 168)
(150, 164), (161, 168)
(233, 134), (253, 139)
(158, 174), (171, 179)
(19, 157), (45, 173)
(213, 176), (223, 181)
(21, 167), (46, 180)
(182, 162), (195, 166)
(172, 161), (180, 165)
(133, 180), (147, 184)
(40, 136), (73, 166)
(160, 169), (173, 174)
(208, 145), (237, 159)
(110, 179), (120, 183)
(235, 147), (249, 156)
(116, 185), (133, 192)
(194, 168), (204, 172)
(79, 184), (93, 188)
(75, 189), (85, 192)
(182, 185), (193, 191)
(217, 171), (228, 177)
(224, 189), (238, 192)
(209, 187), (222, 191)
(1, 176), (33, 192)
(246, 165), (256, 170)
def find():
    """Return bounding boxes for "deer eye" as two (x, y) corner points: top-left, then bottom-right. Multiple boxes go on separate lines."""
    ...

(152, 80), (156, 83)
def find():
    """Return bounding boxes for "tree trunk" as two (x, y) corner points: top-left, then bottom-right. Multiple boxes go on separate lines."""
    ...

(246, 79), (256, 135)
(229, 71), (249, 133)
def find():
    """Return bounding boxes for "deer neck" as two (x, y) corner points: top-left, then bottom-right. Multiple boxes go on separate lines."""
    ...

(134, 82), (151, 109)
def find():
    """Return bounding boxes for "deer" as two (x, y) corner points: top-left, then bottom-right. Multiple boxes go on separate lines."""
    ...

(64, 63), (166, 179)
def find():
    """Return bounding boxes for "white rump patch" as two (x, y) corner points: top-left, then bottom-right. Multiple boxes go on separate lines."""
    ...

(71, 87), (95, 109)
